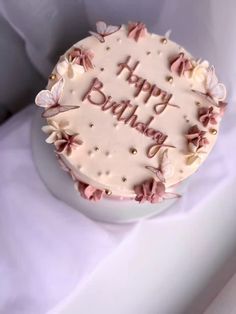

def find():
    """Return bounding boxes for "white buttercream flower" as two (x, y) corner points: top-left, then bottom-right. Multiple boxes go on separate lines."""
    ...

(42, 120), (71, 143)
(56, 56), (85, 78)
(189, 59), (209, 83)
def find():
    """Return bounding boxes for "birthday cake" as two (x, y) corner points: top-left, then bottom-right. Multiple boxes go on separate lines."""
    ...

(35, 21), (227, 203)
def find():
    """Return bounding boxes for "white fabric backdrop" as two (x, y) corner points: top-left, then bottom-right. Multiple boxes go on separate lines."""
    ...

(1, 1), (236, 313)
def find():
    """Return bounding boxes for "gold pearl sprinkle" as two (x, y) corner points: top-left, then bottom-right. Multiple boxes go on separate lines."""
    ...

(161, 38), (168, 44)
(89, 123), (94, 128)
(130, 148), (137, 155)
(100, 67), (104, 71)
(210, 128), (217, 135)
(105, 189), (112, 195)
(94, 147), (99, 151)
(49, 74), (56, 80)
(167, 76), (173, 84)
(122, 177), (127, 182)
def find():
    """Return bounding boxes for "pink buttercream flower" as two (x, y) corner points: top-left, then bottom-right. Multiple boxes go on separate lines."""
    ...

(127, 21), (147, 42)
(69, 47), (94, 71)
(185, 125), (209, 153)
(134, 178), (180, 204)
(54, 132), (83, 156)
(76, 181), (104, 202)
(198, 106), (219, 127)
(170, 53), (193, 76)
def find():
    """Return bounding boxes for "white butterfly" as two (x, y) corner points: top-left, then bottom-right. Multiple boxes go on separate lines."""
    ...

(145, 149), (174, 182)
(35, 79), (78, 118)
(89, 21), (121, 43)
(192, 66), (226, 105)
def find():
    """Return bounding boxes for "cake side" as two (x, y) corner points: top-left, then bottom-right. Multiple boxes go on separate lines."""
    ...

(35, 22), (227, 203)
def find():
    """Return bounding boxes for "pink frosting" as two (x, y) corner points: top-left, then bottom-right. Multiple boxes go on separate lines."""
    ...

(134, 178), (179, 203)
(198, 106), (219, 127)
(170, 53), (192, 76)
(127, 22), (147, 42)
(185, 125), (209, 152)
(69, 47), (94, 71)
(77, 181), (104, 202)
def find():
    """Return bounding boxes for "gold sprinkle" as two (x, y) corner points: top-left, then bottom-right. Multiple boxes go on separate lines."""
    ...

(161, 38), (168, 44)
(195, 101), (201, 106)
(89, 123), (94, 128)
(105, 151), (110, 157)
(210, 128), (217, 135)
(106, 46), (110, 51)
(106, 171), (110, 175)
(130, 148), (137, 155)
(167, 76), (173, 84)
(179, 169), (184, 173)
(105, 189), (112, 195)
(49, 73), (56, 80)
(94, 147), (99, 151)
(122, 177), (127, 182)
(146, 51), (151, 55)
(100, 68), (104, 71)
(97, 171), (102, 176)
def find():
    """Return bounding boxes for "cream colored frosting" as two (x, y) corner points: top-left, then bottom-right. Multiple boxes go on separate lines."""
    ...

(37, 23), (226, 199)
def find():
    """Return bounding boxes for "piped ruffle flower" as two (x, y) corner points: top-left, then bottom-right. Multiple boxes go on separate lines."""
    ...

(198, 106), (219, 127)
(127, 22), (147, 42)
(134, 178), (180, 203)
(170, 53), (193, 76)
(76, 181), (104, 202)
(54, 132), (83, 156)
(69, 47), (94, 71)
(185, 125), (209, 153)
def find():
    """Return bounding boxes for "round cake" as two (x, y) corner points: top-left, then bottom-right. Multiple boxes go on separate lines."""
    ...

(35, 21), (227, 203)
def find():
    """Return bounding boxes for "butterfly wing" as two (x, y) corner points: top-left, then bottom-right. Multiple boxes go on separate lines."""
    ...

(105, 24), (121, 35)
(96, 21), (107, 34)
(88, 31), (105, 43)
(35, 90), (55, 108)
(160, 149), (174, 179)
(206, 66), (218, 90)
(210, 83), (227, 101)
(58, 105), (79, 113)
(163, 192), (181, 200)
(51, 78), (64, 103)
(42, 105), (61, 118)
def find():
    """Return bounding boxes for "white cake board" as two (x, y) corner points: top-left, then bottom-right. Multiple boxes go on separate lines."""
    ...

(31, 111), (187, 224)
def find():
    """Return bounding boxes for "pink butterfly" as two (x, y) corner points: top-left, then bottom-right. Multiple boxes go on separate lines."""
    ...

(192, 66), (226, 106)
(35, 79), (78, 118)
(145, 149), (174, 182)
(89, 21), (121, 43)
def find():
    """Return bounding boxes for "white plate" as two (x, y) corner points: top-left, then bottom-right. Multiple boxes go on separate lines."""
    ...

(31, 111), (187, 223)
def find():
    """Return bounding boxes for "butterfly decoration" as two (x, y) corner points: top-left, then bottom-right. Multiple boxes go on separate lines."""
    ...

(89, 21), (121, 43)
(192, 66), (227, 105)
(128, 21), (147, 42)
(145, 149), (174, 182)
(35, 79), (78, 118)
